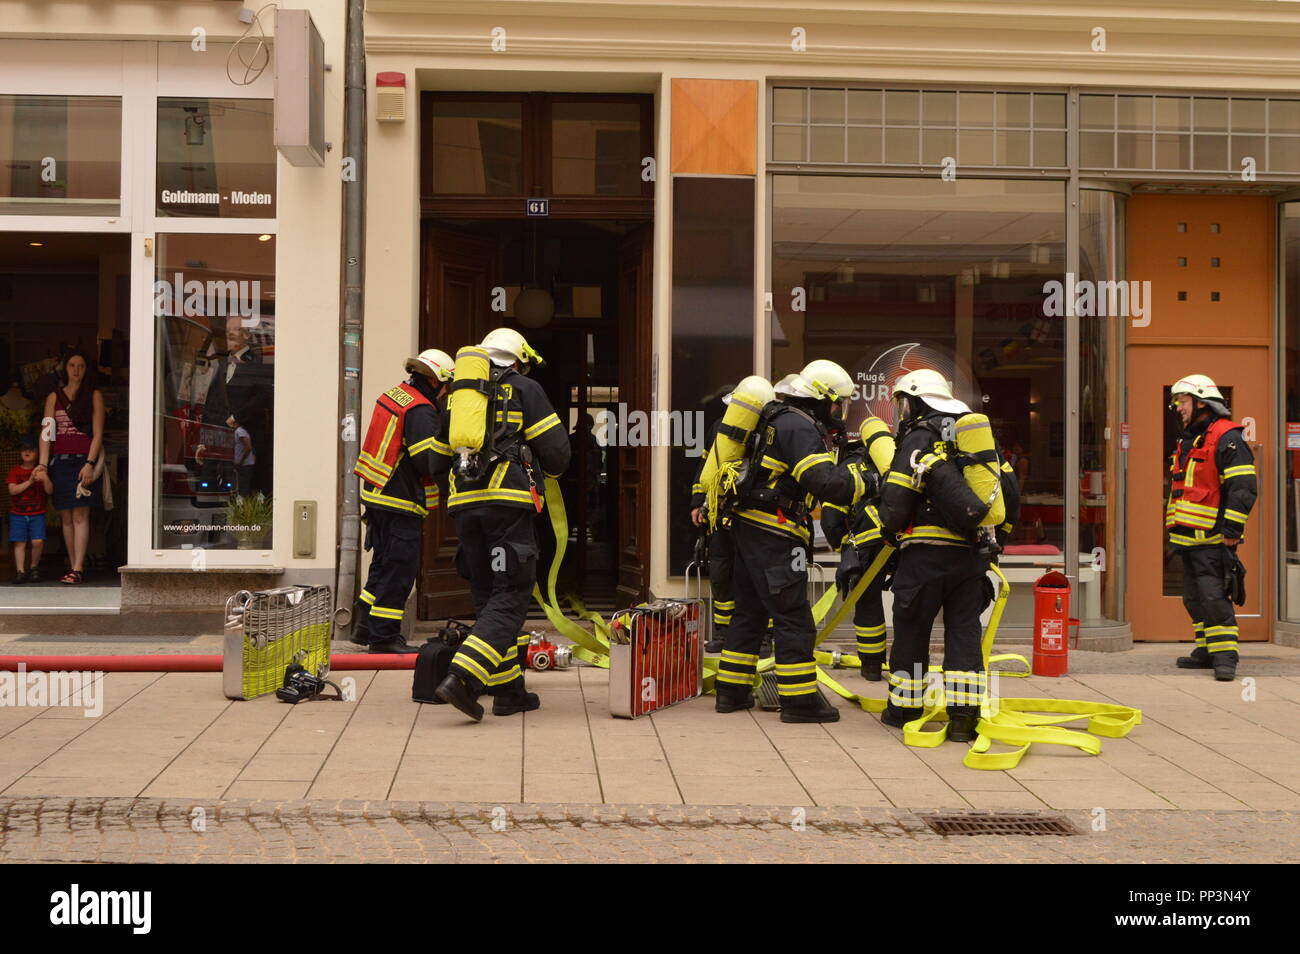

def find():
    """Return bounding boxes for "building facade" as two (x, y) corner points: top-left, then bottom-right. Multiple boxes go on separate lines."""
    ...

(5, 0), (1300, 647)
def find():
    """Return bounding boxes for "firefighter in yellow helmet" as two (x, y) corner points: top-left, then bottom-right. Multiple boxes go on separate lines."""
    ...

(714, 359), (868, 723)
(351, 349), (454, 653)
(1167, 374), (1256, 681)
(431, 328), (571, 721)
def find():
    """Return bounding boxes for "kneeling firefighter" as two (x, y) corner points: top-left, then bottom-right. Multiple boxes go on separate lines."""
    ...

(1167, 374), (1256, 682)
(876, 369), (1019, 742)
(351, 349), (455, 654)
(432, 328), (571, 721)
(820, 415), (897, 682)
(706, 360), (868, 724)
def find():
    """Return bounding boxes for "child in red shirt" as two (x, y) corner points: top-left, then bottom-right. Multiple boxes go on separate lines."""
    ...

(7, 436), (53, 584)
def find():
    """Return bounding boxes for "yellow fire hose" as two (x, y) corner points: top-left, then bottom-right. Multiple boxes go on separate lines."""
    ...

(530, 476), (1140, 769)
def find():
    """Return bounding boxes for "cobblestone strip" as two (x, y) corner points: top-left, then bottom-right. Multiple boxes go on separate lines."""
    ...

(0, 797), (1295, 863)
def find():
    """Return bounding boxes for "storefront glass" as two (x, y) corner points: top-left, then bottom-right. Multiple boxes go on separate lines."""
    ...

(153, 233), (275, 550)
(770, 174), (1066, 588)
(0, 95), (121, 215)
(1281, 202), (1300, 620)
(156, 98), (276, 218)
(670, 177), (755, 574)
(1078, 188), (1127, 623)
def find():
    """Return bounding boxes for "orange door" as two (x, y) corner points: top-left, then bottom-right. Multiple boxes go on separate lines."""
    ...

(1126, 195), (1272, 642)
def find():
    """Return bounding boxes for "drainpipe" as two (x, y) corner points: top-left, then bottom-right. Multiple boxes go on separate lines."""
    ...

(334, 0), (366, 639)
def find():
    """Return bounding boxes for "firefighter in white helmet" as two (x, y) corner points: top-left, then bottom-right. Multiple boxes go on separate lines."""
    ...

(876, 368), (1010, 741)
(1167, 374), (1256, 681)
(713, 358), (869, 723)
(350, 348), (455, 653)
(431, 328), (571, 721)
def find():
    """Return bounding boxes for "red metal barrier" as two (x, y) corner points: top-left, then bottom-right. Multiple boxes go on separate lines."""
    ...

(0, 654), (417, 673)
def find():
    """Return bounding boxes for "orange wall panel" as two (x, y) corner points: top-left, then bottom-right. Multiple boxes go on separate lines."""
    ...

(670, 78), (757, 176)
(1128, 194), (1273, 344)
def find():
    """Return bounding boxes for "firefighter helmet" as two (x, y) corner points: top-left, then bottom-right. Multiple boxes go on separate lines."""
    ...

(405, 348), (455, 382)
(1170, 373), (1224, 403)
(789, 359), (855, 402)
(893, 368), (968, 415)
(480, 327), (545, 368)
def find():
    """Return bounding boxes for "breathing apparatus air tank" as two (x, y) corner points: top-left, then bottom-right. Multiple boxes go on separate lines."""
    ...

(448, 344), (492, 477)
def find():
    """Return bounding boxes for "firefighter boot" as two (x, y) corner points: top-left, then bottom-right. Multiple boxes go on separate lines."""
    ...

(1213, 652), (1238, 682)
(880, 704), (919, 729)
(1176, 647), (1213, 669)
(492, 683), (541, 716)
(858, 653), (885, 682)
(715, 685), (755, 713)
(779, 688), (840, 724)
(368, 635), (421, 654)
(947, 712), (979, 743)
(435, 672), (484, 722)
(704, 628), (726, 654)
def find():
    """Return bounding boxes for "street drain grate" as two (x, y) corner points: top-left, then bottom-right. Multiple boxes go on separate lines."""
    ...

(923, 813), (1078, 836)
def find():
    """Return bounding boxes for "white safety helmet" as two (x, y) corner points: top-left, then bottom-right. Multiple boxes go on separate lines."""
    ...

(893, 368), (969, 415)
(772, 373), (802, 398)
(404, 348), (455, 382)
(1170, 373), (1224, 403)
(727, 375), (777, 409)
(480, 327), (545, 369)
(788, 359), (854, 402)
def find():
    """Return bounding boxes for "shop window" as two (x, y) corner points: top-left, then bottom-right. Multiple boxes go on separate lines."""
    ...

(771, 175), (1067, 601)
(153, 234), (275, 550)
(156, 98), (275, 218)
(0, 95), (121, 215)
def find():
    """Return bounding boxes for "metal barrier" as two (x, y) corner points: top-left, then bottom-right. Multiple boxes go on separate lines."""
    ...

(608, 598), (706, 718)
(684, 557), (711, 648)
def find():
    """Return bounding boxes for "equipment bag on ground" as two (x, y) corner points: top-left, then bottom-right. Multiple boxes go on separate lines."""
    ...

(412, 620), (472, 704)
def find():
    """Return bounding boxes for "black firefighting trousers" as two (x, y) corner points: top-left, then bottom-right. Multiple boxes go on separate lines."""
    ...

(447, 506), (537, 694)
(708, 525), (735, 635)
(886, 543), (990, 720)
(1180, 544), (1240, 659)
(354, 506), (422, 644)
(836, 542), (888, 673)
(718, 520), (818, 699)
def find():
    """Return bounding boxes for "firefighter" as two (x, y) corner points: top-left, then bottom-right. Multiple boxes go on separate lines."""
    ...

(821, 416), (894, 682)
(351, 349), (455, 654)
(715, 359), (867, 724)
(876, 369), (991, 742)
(1167, 374), (1256, 682)
(433, 328), (571, 721)
(691, 392), (734, 654)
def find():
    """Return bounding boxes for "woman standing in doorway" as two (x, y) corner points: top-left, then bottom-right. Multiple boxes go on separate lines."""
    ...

(39, 351), (105, 585)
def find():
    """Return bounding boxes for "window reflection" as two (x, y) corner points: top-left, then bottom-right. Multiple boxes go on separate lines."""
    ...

(0, 95), (121, 215)
(154, 234), (275, 550)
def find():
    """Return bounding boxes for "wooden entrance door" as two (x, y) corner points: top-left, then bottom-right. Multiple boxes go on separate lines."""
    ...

(416, 224), (498, 620)
(1126, 195), (1273, 641)
(615, 225), (653, 607)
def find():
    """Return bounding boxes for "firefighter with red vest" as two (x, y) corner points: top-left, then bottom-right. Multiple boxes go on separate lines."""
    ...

(350, 349), (454, 653)
(1167, 374), (1256, 681)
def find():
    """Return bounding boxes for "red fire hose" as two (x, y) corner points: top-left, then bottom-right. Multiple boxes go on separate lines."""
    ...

(0, 654), (417, 673)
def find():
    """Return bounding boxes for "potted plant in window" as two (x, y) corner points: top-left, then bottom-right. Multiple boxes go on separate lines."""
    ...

(225, 491), (272, 550)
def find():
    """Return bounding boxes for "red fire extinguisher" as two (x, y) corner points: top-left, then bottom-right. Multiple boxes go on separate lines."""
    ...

(1032, 570), (1079, 677)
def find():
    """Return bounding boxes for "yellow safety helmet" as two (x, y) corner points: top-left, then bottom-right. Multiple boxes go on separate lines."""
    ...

(790, 359), (854, 402)
(480, 327), (545, 369)
(405, 348), (455, 382)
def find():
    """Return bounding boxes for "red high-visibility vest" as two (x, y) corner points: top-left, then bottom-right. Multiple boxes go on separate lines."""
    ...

(354, 383), (437, 506)
(1167, 417), (1238, 537)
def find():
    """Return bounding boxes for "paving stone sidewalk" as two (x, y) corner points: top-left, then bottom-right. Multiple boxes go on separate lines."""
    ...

(0, 797), (1293, 863)
(0, 643), (1298, 816)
